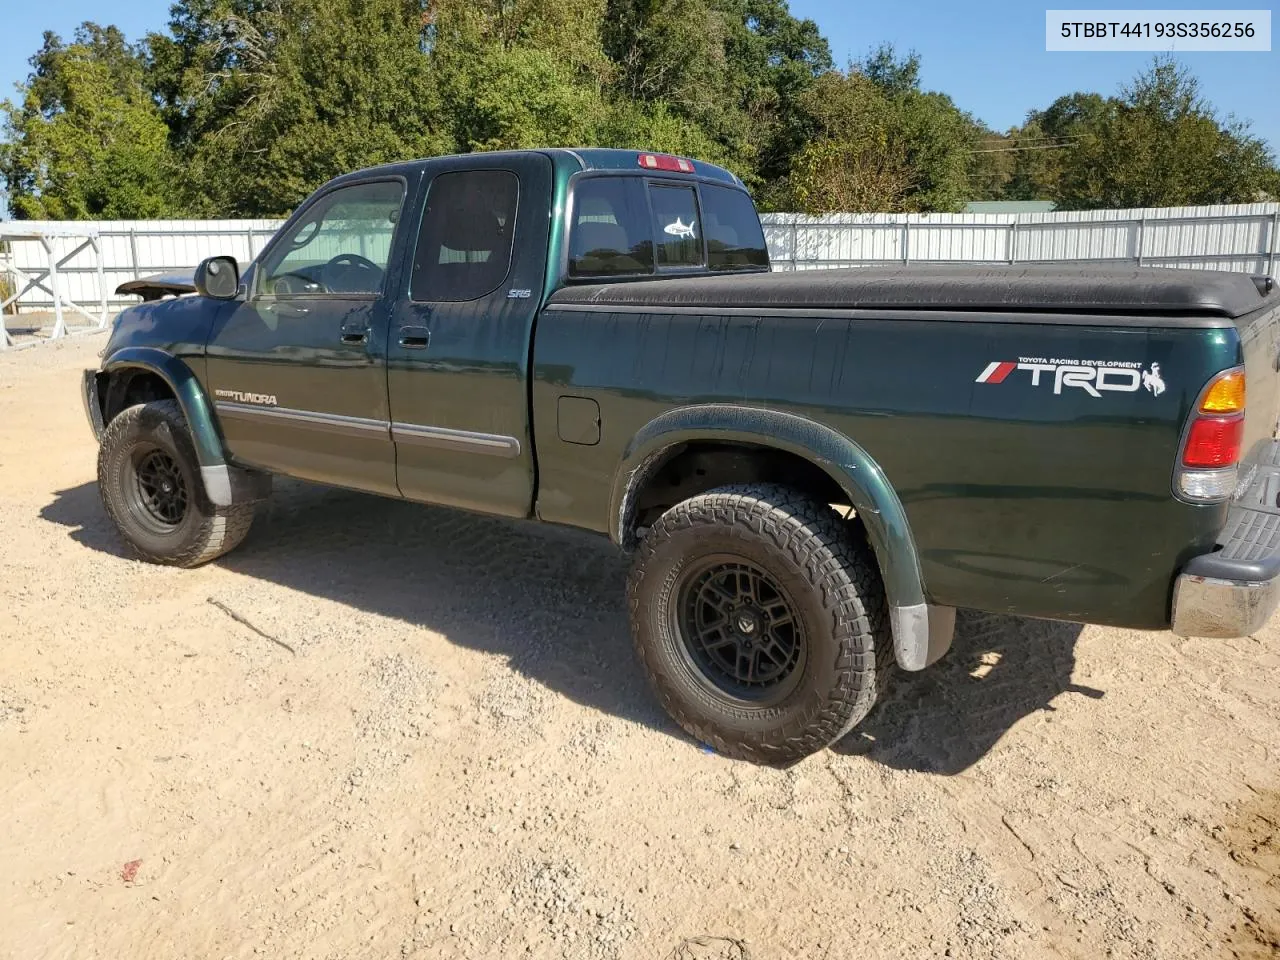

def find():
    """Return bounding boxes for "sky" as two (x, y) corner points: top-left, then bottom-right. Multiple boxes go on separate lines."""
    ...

(0, 1), (1277, 216)
(791, 0), (1278, 148)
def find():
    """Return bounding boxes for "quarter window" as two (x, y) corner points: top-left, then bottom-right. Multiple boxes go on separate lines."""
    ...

(411, 171), (519, 302)
(260, 180), (404, 297)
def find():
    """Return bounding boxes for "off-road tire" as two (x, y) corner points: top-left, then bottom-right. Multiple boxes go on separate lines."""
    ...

(98, 400), (254, 567)
(628, 483), (892, 764)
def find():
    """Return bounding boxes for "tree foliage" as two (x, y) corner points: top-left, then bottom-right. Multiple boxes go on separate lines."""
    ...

(769, 46), (985, 213)
(1, 10), (1276, 219)
(1005, 60), (1275, 208)
(0, 25), (179, 218)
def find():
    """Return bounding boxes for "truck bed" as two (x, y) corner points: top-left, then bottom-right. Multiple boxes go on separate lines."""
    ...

(535, 265), (1280, 629)
(551, 264), (1270, 320)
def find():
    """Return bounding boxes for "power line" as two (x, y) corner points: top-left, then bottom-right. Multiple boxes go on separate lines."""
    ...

(968, 143), (1080, 154)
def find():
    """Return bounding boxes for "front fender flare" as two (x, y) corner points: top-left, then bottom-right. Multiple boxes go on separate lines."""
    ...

(610, 404), (953, 671)
(99, 347), (267, 507)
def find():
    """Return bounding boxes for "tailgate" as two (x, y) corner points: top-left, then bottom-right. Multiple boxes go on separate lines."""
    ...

(1235, 289), (1280, 467)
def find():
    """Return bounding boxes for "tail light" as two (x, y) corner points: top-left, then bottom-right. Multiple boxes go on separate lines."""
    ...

(1177, 367), (1246, 501)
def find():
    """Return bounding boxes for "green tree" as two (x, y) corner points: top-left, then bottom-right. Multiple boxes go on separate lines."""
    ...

(768, 71), (910, 212)
(1025, 60), (1276, 209)
(772, 46), (983, 213)
(0, 23), (179, 219)
(1001, 92), (1108, 201)
(426, 0), (611, 152)
(602, 0), (830, 187)
(149, 0), (452, 216)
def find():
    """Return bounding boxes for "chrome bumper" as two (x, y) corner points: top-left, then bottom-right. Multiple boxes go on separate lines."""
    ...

(1171, 570), (1280, 638)
(1172, 442), (1280, 638)
(82, 369), (105, 442)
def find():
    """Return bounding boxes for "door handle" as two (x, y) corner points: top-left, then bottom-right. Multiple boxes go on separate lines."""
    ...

(267, 301), (309, 318)
(340, 330), (369, 344)
(399, 325), (431, 349)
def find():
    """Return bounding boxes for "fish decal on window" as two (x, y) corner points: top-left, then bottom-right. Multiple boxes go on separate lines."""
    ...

(663, 217), (697, 239)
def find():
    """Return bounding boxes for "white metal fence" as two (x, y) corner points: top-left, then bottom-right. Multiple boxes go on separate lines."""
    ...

(760, 202), (1280, 275)
(3, 202), (1278, 316)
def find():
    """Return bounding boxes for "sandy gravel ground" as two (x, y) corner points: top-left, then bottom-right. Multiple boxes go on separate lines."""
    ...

(1, 334), (1278, 960)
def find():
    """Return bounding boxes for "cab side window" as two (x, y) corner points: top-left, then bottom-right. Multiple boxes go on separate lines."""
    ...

(411, 171), (519, 302)
(260, 180), (404, 297)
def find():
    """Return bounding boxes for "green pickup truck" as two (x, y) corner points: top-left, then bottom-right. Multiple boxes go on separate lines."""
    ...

(83, 148), (1280, 763)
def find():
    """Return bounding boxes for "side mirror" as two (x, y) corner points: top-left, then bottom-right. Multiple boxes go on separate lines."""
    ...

(194, 256), (241, 300)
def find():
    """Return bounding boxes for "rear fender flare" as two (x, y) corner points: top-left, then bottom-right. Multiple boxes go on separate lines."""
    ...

(611, 404), (951, 671)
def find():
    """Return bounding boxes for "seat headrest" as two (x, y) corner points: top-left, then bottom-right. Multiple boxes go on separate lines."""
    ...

(575, 221), (630, 257)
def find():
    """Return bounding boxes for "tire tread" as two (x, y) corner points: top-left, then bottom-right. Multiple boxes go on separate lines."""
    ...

(627, 483), (892, 764)
(97, 400), (255, 568)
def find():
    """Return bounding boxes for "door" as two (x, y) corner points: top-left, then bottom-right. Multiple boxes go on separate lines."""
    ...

(387, 154), (551, 516)
(205, 177), (409, 496)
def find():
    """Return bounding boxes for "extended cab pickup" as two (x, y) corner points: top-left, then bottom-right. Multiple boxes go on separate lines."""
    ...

(84, 148), (1280, 762)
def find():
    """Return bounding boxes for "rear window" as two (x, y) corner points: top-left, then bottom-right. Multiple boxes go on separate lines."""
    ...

(650, 184), (703, 268)
(568, 176), (767, 279)
(568, 178), (654, 277)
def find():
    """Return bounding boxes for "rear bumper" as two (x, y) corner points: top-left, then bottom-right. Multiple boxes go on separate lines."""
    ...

(1172, 568), (1280, 638)
(1172, 445), (1280, 638)
(82, 369), (105, 442)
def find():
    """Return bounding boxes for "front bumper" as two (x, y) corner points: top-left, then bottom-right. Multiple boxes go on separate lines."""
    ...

(1172, 445), (1280, 638)
(82, 369), (105, 442)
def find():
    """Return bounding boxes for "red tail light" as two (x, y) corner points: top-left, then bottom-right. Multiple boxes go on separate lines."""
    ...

(638, 153), (694, 173)
(1176, 366), (1246, 502)
(1181, 415), (1244, 467)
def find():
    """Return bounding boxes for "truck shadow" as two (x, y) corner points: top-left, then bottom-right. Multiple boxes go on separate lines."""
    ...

(41, 479), (1099, 774)
(831, 614), (1096, 773)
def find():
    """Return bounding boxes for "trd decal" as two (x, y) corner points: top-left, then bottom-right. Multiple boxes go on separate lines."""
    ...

(975, 358), (1167, 398)
(215, 388), (278, 406)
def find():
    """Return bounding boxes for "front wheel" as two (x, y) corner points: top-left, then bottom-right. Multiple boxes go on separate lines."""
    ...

(97, 400), (255, 567)
(627, 483), (892, 764)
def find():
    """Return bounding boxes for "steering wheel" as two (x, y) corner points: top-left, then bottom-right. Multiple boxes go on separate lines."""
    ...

(328, 253), (380, 273)
(323, 252), (383, 294)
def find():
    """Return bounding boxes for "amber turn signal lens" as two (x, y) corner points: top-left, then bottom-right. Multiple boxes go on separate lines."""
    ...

(1200, 370), (1245, 413)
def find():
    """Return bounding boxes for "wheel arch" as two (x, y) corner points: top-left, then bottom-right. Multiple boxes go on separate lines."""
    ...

(95, 347), (269, 507)
(99, 348), (225, 468)
(610, 404), (952, 671)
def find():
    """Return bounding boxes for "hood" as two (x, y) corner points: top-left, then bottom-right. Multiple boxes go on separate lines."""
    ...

(115, 270), (197, 301)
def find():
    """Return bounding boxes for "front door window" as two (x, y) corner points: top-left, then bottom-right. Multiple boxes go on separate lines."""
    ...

(259, 180), (405, 298)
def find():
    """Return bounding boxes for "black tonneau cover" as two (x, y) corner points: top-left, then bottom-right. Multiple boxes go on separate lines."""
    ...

(553, 265), (1275, 319)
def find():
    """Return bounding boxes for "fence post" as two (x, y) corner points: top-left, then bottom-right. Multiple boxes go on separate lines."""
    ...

(43, 237), (66, 339)
(92, 235), (108, 326)
(1135, 216), (1146, 266)
(902, 218), (910, 264)
(246, 227), (255, 262)
(790, 219), (799, 271)
(1008, 221), (1018, 264)
(1270, 211), (1279, 279)
(128, 228), (141, 280)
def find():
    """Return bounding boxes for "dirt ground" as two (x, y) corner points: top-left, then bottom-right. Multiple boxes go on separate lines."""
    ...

(2, 333), (1278, 960)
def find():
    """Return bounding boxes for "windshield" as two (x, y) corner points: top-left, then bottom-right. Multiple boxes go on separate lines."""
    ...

(568, 177), (769, 279)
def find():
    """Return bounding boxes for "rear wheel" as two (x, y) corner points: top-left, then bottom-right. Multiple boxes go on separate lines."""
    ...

(98, 400), (254, 567)
(628, 483), (892, 764)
